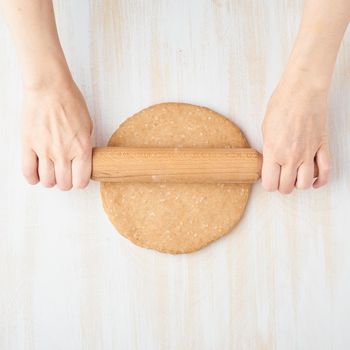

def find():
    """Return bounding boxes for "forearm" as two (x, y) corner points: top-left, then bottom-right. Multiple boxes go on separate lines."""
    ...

(281, 0), (350, 91)
(0, 0), (71, 88)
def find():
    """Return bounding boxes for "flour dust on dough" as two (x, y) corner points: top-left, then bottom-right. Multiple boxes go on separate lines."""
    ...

(101, 103), (251, 254)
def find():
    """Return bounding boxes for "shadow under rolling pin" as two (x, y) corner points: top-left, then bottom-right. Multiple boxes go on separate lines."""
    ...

(91, 147), (263, 184)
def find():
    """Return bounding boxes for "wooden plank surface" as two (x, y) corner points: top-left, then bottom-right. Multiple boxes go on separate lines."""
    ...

(0, 0), (350, 349)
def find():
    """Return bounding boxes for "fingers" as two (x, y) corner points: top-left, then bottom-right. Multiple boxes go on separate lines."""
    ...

(262, 148), (331, 193)
(279, 165), (297, 194)
(55, 158), (73, 191)
(72, 136), (92, 189)
(296, 161), (315, 190)
(313, 145), (331, 189)
(38, 157), (56, 188)
(72, 153), (91, 189)
(53, 153), (92, 190)
(262, 158), (281, 192)
(22, 146), (91, 190)
(22, 148), (39, 185)
(27, 154), (91, 191)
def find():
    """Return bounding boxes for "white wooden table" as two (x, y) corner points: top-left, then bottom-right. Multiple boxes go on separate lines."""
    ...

(1, 1), (350, 349)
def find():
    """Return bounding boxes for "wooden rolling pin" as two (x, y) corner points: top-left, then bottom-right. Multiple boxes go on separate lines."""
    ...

(91, 147), (262, 183)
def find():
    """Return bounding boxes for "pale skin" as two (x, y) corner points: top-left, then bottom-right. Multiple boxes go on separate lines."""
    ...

(262, 0), (350, 194)
(1, 0), (349, 192)
(1, 0), (92, 190)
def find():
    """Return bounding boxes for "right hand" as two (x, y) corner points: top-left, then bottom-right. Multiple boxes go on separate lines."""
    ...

(21, 79), (93, 190)
(261, 79), (331, 194)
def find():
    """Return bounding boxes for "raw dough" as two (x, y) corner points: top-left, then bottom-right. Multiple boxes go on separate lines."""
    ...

(101, 103), (251, 254)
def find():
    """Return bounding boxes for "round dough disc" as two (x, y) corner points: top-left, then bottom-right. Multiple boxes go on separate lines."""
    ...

(101, 103), (251, 254)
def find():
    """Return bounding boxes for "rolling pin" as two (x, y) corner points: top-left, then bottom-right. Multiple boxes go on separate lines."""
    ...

(91, 147), (262, 183)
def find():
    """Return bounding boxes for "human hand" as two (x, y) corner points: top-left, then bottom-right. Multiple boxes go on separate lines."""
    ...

(259, 0), (350, 195)
(21, 80), (93, 190)
(261, 80), (331, 194)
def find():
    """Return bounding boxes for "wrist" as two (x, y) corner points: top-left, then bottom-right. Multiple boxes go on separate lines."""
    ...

(280, 62), (331, 95)
(272, 68), (329, 107)
(22, 52), (73, 91)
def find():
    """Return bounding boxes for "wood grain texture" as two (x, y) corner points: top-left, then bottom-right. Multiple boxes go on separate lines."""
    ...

(91, 147), (262, 183)
(0, 0), (349, 349)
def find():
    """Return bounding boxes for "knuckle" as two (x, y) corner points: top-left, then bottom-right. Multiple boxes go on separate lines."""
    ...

(36, 146), (52, 159)
(73, 172), (90, 189)
(263, 184), (276, 192)
(58, 183), (72, 191)
(52, 146), (66, 159)
(74, 178), (89, 189)
(266, 186), (276, 192)
(41, 179), (55, 188)
(290, 151), (303, 162)
(22, 167), (35, 179)
(288, 159), (300, 169)
(315, 180), (326, 188)
(52, 139), (64, 150)
(51, 140), (69, 157)
(23, 174), (39, 185)
(284, 142), (303, 160)
(264, 146), (302, 166)
(279, 187), (294, 195)
(296, 182), (311, 190)
(22, 168), (38, 184)
(53, 152), (70, 164)
(262, 180), (277, 192)
(75, 138), (92, 156)
(56, 175), (73, 190)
